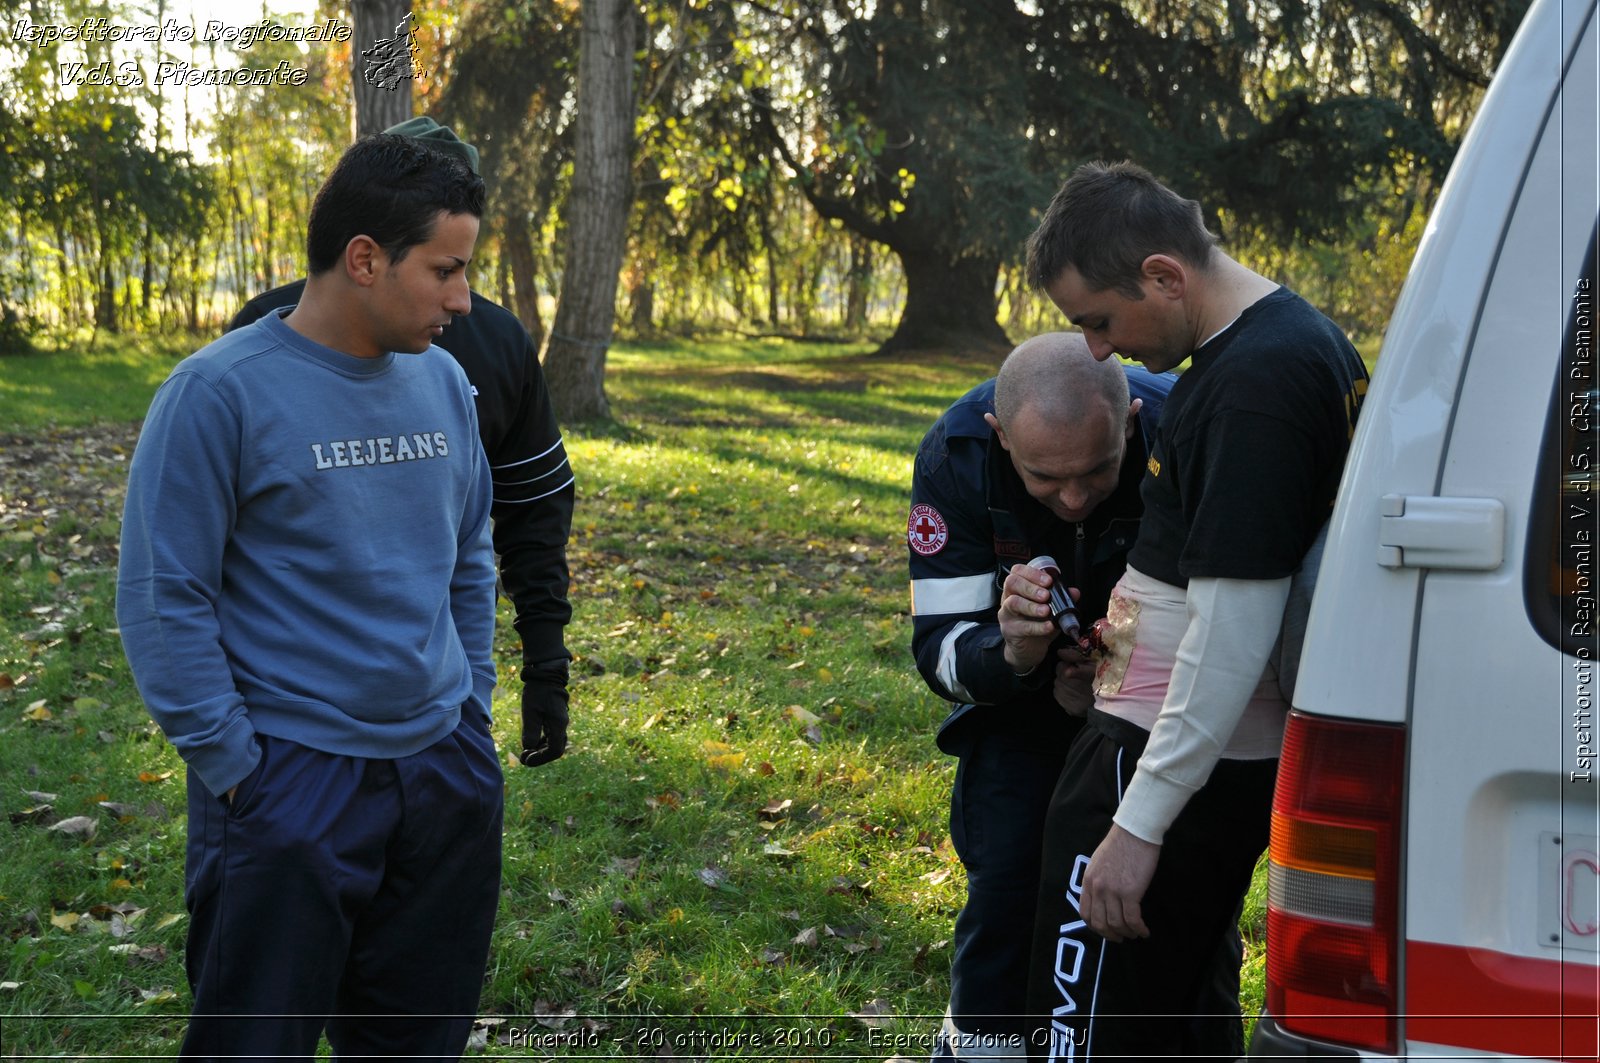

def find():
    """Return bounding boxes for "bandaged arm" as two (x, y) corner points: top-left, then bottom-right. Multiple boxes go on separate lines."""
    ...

(1113, 575), (1291, 844)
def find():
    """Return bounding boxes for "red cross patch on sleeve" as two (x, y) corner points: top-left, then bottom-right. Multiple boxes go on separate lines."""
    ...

(907, 503), (949, 556)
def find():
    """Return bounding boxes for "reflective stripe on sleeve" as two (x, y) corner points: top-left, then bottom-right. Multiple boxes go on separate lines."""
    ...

(935, 621), (978, 703)
(910, 573), (995, 616)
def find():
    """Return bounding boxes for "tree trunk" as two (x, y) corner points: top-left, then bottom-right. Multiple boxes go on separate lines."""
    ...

(544, 0), (636, 423)
(845, 234), (872, 333)
(765, 243), (780, 326)
(878, 249), (1010, 356)
(504, 223), (545, 351)
(352, 0), (413, 136)
(95, 241), (118, 333)
(629, 278), (654, 333)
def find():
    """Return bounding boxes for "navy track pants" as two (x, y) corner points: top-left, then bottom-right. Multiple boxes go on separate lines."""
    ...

(1025, 711), (1272, 1062)
(179, 711), (504, 1061)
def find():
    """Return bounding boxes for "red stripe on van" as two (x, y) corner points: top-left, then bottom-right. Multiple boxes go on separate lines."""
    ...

(1407, 940), (1599, 1058)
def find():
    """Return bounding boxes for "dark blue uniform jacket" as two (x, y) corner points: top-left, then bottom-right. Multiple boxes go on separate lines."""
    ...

(907, 368), (1173, 753)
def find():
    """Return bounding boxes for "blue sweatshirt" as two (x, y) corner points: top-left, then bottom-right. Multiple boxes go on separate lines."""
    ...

(116, 310), (497, 798)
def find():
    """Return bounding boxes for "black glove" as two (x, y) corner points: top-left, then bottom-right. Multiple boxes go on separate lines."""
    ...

(519, 679), (569, 767)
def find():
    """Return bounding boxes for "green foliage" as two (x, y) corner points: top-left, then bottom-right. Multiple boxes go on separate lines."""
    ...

(735, 0), (1527, 348)
(201, 30), (347, 298)
(2, 98), (213, 335)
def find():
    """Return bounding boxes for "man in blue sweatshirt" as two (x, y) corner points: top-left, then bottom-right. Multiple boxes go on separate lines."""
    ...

(117, 134), (500, 1059)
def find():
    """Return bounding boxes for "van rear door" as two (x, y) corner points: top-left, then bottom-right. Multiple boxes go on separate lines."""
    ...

(1397, 4), (1597, 1056)
(1258, 0), (1599, 1056)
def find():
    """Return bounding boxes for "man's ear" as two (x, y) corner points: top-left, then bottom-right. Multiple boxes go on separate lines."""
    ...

(983, 411), (1011, 451)
(345, 235), (383, 287)
(1124, 397), (1143, 439)
(1140, 254), (1186, 300)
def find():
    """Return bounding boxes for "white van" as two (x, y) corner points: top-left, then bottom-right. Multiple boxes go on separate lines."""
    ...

(1249, 0), (1599, 1057)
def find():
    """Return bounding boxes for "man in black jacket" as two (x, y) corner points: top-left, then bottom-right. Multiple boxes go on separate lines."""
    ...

(229, 117), (575, 770)
(907, 332), (1181, 1060)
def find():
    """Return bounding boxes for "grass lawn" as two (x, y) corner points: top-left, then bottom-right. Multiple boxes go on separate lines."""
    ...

(0, 334), (1269, 1057)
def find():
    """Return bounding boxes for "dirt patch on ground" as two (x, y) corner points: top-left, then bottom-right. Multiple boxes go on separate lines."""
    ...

(0, 423), (140, 568)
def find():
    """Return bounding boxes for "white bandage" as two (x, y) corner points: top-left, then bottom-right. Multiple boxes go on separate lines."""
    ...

(1112, 575), (1291, 845)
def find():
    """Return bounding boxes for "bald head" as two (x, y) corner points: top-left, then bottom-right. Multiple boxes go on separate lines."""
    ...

(992, 332), (1130, 432)
(986, 332), (1137, 524)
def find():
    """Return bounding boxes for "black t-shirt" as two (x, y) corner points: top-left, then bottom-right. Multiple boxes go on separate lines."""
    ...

(1127, 287), (1367, 586)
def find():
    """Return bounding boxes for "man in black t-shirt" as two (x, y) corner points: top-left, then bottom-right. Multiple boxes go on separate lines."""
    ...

(229, 117), (576, 773)
(908, 336), (1188, 1060)
(1017, 161), (1367, 1060)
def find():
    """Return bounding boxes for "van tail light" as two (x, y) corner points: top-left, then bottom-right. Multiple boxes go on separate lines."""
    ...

(1266, 711), (1405, 1053)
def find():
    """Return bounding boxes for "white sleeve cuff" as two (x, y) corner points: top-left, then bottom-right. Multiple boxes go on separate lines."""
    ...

(1112, 575), (1291, 844)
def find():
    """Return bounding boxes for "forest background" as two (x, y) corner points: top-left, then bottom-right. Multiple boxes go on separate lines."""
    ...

(0, 0), (1531, 1054)
(1, 0), (1528, 415)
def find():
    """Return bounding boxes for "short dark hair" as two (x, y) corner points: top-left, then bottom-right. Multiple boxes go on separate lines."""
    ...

(305, 134), (486, 275)
(1025, 161), (1217, 299)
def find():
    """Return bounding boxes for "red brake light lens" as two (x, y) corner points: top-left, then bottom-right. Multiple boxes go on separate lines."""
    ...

(1266, 711), (1405, 1053)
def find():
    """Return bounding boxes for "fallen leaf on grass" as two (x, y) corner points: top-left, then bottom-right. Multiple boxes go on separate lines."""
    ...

(850, 998), (895, 1028)
(912, 939), (950, 971)
(921, 868), (953, 886)
(792, 926), (819, 948)
(534, 1000), (577, 1030)
(21, 789), (58, 802)
(137, 988), (178, 1006)
(757, 798), (792, 820)
(784, 704), (821, 725)
(22, 700), (51, 722)
(50, 910), (81, 931)
(757, 761), (776, 776)
(762, 842), (797, 859)
(46, 816), (97, 840)
(110, 944), (168, 965)
(98, 802), (141, 820)
(137, 770), (173, 784)
(758, 947), (787, 967)
(644, 792), (681, 811)
(607, 856), (642, 878)
(825, 876), (872, 900)
(0, 981), (19, 991)
(696, 866), (729, 889)
(10, 803), (53, 825)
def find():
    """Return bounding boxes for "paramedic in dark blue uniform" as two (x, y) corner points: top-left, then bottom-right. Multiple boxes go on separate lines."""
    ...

(907, 332), (1176, 1060)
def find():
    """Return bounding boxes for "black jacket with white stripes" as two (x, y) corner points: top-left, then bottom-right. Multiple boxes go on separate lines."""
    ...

(906, 370), (1170, 752)
(229, 284), (575, 678)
